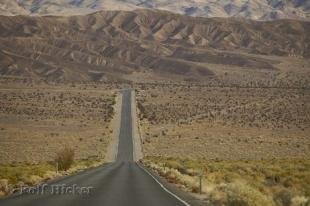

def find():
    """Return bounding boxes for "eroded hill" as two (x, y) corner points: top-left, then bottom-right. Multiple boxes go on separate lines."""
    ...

(0, 10), (309, 82)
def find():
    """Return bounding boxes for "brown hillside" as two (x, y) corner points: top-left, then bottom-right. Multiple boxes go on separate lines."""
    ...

(0, 9), (309, 82)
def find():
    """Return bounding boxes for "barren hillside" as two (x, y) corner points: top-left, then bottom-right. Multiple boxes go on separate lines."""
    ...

(0, 9), (309, 82)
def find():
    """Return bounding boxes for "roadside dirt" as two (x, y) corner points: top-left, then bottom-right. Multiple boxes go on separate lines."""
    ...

(105, 91), (122, 162)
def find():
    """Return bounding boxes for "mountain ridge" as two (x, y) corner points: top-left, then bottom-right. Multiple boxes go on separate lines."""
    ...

(0, 0), (309, 21)
(0, 9), (309, 82)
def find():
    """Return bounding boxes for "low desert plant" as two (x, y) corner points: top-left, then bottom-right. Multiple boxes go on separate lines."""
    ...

(55, 147), (75, 171)
(291, 196), (309, 206)
(209, 181), (275, 206)
(0, 179), (9, 195)
(144, 157), (310, 206)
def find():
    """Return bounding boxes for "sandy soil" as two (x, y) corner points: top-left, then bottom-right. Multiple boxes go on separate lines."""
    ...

(136, 84), (310, 160)
(0, 83), (116, 164)
(105, 91), (122, 162)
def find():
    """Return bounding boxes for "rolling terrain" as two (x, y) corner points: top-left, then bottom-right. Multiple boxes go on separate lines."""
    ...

(0, 6), (309, 206)
(0, 90), (200, 206)
(0, 9), (309, 83)
(135, 79), (310, 206)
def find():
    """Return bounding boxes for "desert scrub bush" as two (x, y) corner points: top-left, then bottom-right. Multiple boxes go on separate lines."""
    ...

(0, 163), (56, 195)
(0, 163), (54, 185)
(55, 147), (75, 171)
(291, 196), (309, 206)
(0, 179), (9, 196)
(209, 181), (275, 206)
(144, 157), (310, 206)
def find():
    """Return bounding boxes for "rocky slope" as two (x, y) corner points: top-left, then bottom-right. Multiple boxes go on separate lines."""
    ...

(0, 9), (309, 81)
(0, 0), (309, 21)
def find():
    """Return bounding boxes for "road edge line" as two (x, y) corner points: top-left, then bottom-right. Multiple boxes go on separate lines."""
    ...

(136, 162), (191, 206)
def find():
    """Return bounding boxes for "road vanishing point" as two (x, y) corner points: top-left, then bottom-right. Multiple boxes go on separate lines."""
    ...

(0, 89), (195, 206)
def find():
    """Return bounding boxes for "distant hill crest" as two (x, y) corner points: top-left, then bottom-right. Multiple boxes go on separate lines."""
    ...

(0, 0), (309, 21)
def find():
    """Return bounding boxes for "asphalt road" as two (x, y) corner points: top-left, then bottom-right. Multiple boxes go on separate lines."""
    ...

(0, 89), (191, 206)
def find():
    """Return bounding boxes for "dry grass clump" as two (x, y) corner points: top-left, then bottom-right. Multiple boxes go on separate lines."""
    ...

(0, 163), (55, 185)
(143, 157), (310, 206)
(0, 157), (104, 197)
(0, 179), (9, 197)
(0, 163), (55, 196)
(55, 147), (75, 171)
(209, 181), (275, 206)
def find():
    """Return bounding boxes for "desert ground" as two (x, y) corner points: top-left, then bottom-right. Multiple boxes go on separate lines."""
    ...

(136, 59), (310, 205)
(0, 81), (117, 164)
(0, 79), (120, 195)
(137, 85), (309, 160)
(0, 2), (309, 204)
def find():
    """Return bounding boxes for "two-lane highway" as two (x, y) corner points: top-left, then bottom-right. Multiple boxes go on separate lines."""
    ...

(0, 90), (189, 206)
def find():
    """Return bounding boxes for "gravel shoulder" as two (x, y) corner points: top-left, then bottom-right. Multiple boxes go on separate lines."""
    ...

(105, 91), (122, 162)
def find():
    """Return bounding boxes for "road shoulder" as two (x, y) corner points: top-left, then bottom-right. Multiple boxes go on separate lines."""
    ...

(136, 162), (205, 206)
(105, 91), (122, 162)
